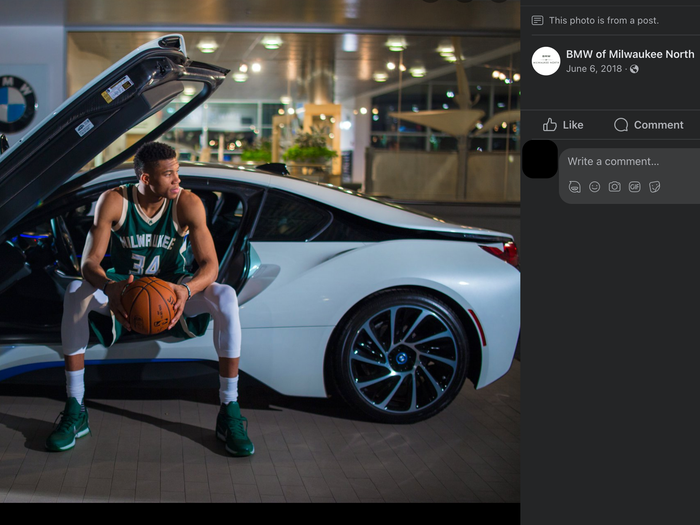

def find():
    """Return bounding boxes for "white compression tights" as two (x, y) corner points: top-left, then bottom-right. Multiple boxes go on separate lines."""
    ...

(61, 278), (241, 359)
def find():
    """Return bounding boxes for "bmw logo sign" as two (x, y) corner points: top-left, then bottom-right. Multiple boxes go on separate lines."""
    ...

(397, 352), (408, 365)
(0, 76), (37, 133)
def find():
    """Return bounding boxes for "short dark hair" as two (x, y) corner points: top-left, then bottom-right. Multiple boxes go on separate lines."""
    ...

(133, 142), (176, 178)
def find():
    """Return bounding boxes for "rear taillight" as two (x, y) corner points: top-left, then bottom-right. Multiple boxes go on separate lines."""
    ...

(480, 241), (519, 269)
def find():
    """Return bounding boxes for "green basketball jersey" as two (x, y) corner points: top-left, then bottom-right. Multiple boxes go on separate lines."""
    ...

(109, 183), (188, 280)
(88, 184), (210, 347)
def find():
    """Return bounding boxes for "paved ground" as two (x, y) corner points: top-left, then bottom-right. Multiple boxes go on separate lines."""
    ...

(0, 359), (519, 503)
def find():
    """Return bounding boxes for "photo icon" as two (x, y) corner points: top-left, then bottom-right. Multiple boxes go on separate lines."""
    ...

(609, 181), (621, 192)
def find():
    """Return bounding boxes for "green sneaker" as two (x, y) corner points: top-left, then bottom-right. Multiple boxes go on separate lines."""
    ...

(216, 402), (254, 457)
(45, 398), (90, 452)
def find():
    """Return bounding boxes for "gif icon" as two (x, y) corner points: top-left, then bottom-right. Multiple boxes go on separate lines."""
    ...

(629, 181), (641, 193)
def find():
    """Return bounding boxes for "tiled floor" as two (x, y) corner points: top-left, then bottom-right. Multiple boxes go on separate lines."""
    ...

(0, 359), (519, 503)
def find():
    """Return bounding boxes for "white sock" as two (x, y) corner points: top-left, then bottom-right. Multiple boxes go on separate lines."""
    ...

(66, 369), (85, 405)
(219, 375), (238, 405)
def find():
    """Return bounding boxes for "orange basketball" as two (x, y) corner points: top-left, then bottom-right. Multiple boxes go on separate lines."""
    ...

(121, 276), (177, 335)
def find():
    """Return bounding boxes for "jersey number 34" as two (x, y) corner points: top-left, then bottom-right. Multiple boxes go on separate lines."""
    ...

(131, 254), (160, 275)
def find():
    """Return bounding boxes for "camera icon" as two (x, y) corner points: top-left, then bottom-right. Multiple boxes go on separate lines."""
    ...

(609, 181), (621, 192)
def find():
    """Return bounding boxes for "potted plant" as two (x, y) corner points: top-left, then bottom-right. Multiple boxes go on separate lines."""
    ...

(283, 126), (337, 180)
(240, 139), (272, 164)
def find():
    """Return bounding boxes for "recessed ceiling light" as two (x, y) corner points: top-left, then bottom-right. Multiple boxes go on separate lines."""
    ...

(409, 67), (426, 78)
(251, 62), (262, 73)
(513, 73), (521, 81)
(261, 35), (283, 50)
(387, 62), (396, 70)
(196, 40), (218, 54)
(239, 63), (248, 73)
(386, 36), (407, 52)
(373, 72), (388, 82)
(183, 87), (196, 96)
(437, 42), (454, 56)
(233, 73), (248, 82)
(280, 96), (292, 105)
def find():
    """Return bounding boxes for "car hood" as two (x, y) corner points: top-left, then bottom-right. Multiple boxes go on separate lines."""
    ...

(0, 34), (228, 240)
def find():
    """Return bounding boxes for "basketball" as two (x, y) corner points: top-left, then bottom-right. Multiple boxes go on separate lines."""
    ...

(120, 276), (177, 335)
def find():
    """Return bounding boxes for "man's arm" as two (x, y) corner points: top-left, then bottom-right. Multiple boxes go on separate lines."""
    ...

(82, 188), (133, 330)
(167, 190), (219, 328)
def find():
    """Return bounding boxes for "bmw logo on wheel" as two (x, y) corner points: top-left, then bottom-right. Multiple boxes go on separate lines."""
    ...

(0, 76), (37, 133)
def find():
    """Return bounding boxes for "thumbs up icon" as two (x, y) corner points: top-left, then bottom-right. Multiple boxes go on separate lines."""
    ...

(543, 118), (557, 132)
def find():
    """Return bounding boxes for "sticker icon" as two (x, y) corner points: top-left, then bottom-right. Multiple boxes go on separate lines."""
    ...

(569, 181), (581, 193)
(629, 181), (641, 193)
(589, 181), (601, 193)
(649, 181), (661, 193)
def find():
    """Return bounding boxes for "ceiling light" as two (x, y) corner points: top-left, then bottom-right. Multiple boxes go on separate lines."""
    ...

(342, 33), (358, 53)
(340, 121), (352, 130)
(261, 35), (283, 50)
(373, 72), (388, 82)
(196, 40), (219, 54)
(239, 63), (248, 73)
(499, 73), (506, 80)
(437, 42), (454, 56)
(251, 62), (262, 73)
(280, 95), (292, 105)
(320, 114), (326, 120)
(387, 62), (396, 70)
(446, 91), (455, 98)
(278, 108), (285, 115)
(287, 108), (295, 114)
(445, 55), (457, 63)
(492, 70), (501, 79)
(399, 64), (406, 72)
(409, 67), (426, 78)
(513, 73), (521, 81)
(233, 73), (248, 82)
(360, 107), (368, 115)
(372, 108), (379, 115)
(386, 36), (407, 52)
(183, 87), (196, 96)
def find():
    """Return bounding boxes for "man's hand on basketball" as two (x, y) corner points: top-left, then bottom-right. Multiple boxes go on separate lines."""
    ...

(167, 282), (190, 330)
(104, 275), (134, 331)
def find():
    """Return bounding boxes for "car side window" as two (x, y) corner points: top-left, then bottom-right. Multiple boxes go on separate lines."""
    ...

(251, 190), (331, 242)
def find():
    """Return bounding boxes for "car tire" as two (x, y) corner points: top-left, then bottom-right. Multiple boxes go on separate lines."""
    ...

(332, 289), (470, 424)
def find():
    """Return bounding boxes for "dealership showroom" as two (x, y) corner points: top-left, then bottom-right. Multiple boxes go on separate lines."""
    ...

(0, 0), (520, 504)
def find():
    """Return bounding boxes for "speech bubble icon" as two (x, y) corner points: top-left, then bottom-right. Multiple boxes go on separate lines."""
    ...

(614, 118), (629, 132)
(569, 181), (581, 193)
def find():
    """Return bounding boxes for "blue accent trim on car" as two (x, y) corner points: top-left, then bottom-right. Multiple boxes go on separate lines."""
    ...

(19, 233), (50, 239)
(0, 358), (204, 381)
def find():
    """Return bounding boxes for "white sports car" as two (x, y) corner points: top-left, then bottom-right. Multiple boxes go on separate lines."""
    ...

(0, 36), (520, 423)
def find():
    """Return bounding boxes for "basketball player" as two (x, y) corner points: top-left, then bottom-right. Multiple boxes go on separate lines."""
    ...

(46, 142), (254, 457)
